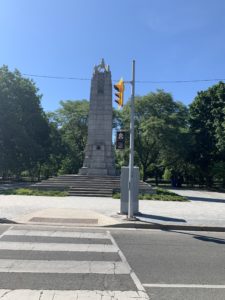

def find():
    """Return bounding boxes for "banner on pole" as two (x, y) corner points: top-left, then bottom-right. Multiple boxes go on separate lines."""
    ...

(116, 131), (126, 149)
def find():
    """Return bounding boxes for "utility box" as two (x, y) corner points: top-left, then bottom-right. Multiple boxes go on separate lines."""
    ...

(120, 166), (140, 215)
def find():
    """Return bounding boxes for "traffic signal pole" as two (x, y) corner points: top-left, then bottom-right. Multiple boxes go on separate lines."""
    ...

(128, 60), (136, 220)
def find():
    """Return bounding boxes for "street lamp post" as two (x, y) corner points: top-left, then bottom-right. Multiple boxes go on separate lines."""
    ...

(128, 60), (136, 220)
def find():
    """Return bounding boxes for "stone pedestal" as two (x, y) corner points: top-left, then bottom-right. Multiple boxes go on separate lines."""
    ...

(120, 166), (140, 215)
(79, 59), (115, 176)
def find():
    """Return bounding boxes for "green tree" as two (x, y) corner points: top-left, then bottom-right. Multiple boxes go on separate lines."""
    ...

(189, 81), (225, 186)
(51, 99), (89, 174)
(0, 66), (51, 179)
(120, 90), (189, 182)
(40, 115), (67, 178)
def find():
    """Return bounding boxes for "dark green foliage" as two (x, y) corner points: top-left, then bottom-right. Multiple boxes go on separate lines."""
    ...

(0, 188), (68, 196)
(0, 66), (51, 179)
(189, 82), (225, 186)
(50, 100), (89, 174)
(140, 194), (187, 201)
(112, 188), (188, 201)
(119, 90), (189, 182)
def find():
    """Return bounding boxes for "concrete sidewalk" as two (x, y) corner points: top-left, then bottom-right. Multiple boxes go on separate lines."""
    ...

(0, 189), (225, 231)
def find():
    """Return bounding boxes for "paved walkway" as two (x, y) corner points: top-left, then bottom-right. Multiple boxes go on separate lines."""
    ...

(1, 189), (225, 229)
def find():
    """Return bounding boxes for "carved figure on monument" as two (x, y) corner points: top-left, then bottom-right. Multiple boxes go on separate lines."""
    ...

(79, 59), (116, 176)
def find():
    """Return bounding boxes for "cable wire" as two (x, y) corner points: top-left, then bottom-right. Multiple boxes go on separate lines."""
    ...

(22, 73), (225, 84)
(136, 79), (225, 84)
(22, 73), (90, 81)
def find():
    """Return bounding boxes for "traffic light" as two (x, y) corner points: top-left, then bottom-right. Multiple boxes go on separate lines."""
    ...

(114, 78), (125, 108)
(116, 131), (126, 149)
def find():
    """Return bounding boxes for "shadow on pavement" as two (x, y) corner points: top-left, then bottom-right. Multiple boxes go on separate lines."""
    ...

(0, 218), (17, 224)
(105, 213), (187, 230)
(194, 235), (225, 244)
(137, 213), (186, 223)
(165, 230), (225, 245)
(187, 196), (225, 203)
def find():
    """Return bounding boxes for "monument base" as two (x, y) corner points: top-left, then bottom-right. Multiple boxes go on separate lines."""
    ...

(79, 144), (116, 176)
(79, 167), (115, 176)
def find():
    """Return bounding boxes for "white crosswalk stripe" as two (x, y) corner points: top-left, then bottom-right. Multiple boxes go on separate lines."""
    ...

(0, 260), (130, 274)
(0, 241), (117, 252)
(0, 289), (149, 299)
(5, 230), (109, 239)
(0, 227), (149, 299)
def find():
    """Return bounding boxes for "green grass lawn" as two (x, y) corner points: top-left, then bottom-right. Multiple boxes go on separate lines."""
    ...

(113, 188), (188, 202)
(0, 187), (187, 201)
(0, 188), (69, 197)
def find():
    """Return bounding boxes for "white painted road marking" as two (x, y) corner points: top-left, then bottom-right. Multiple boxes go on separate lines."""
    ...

(108, 231), (149, 300)
(5, 230), (109, 239)
(0, 241), (117, 252)
(0, 226), (13, 240)
(143, 283), (225, 289)
(0, 227), (150, 299)
(0, 259), (130, 274)
(0, 289), (149, 299)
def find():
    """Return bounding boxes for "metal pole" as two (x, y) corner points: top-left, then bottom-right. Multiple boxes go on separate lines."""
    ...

(128, 60), (135, 219)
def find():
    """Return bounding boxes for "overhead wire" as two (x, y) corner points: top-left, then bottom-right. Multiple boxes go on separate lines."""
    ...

(22, 73), (90, 81)
(22, 73), (225, 84)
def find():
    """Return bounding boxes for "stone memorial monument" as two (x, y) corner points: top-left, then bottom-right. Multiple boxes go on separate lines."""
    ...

(79, 59), (116, 176)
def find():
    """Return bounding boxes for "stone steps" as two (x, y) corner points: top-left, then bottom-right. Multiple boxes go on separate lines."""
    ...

(69, 191), (113, 197)
(69, 187), (112, 191)
(35, 183), (119, 188)
(36, 178), (146, 183)
(32, 175), (151, 197)
(69, 194), (112, 197)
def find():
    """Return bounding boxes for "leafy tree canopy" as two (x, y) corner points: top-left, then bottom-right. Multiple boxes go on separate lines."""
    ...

(50, 99), (89, 174)
(189, 81), (225, 185)
(0, 65), (50, 178)
(119, 90), (189, 181)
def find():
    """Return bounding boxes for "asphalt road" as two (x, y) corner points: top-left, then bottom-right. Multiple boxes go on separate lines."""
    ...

(0, 224), (225, 299)
(112, 228), (225, 300)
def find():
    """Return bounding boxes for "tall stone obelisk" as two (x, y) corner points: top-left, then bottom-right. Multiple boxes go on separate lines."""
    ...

(79, 59), (115, 176)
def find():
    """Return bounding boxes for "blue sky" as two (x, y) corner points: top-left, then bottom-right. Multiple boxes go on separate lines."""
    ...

(1, 0), (225, 112)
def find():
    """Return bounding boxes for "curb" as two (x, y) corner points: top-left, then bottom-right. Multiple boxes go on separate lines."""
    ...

(1, 218), (225, 232)
(104, 222), (225, 232)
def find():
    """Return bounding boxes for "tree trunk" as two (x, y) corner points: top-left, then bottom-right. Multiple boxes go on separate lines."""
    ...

(143, 167), (148, 182)
(155, 174), (159, 186)
(205, 174), (213, 187)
